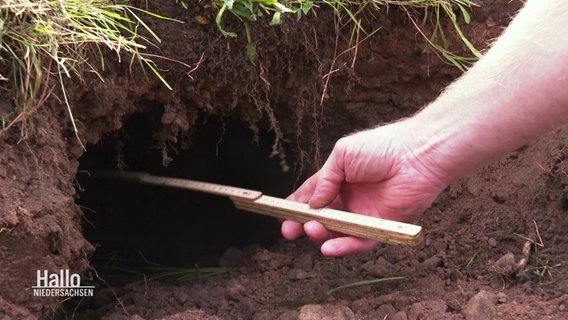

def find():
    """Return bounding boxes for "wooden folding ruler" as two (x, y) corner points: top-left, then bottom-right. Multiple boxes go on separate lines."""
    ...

(98, 171), (423, 246)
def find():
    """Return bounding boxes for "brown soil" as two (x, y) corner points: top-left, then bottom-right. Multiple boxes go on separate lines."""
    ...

(3, 1), (568, 319)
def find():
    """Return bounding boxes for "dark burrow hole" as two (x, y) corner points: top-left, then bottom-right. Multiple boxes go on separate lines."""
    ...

(76, 110), (298, 281)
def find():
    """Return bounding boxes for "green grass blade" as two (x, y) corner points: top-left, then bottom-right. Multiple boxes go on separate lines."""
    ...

(317, 277), (406, 303)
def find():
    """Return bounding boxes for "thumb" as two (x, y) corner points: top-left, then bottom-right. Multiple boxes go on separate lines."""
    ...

(309, 153), (345, 208)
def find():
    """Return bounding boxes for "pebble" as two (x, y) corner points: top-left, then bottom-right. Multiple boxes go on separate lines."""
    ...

(407, 300), (447, 319)
(298, 304), (355, 320)
(175, 291), (189, 304)
(288, 269), (315, 280)
(376, 303), (396, 315)
(496, 292), (508, 304)
(462, 290), (497, 320)
(421, 255), (443, 271)
(277, 310), (301, 320)
(254, 249), (286, 271)
(492, 252), (517, 277)
(219, 247), (245, 268)
(3, 210), (19, 226)
(450, 269), (465, 281)
(361, 256), (394, 276)
(390, 311), (408, 320)
(225, 279), (247, 300)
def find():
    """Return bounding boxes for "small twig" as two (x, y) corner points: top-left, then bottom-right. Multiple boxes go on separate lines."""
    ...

(24, 140), (48, 177)
(258, 61), (271, 89)
(71, 297), (85, 320)
(533, 220), (544, 248)
(320, 21), (340, 106)
(514, 233), (533, 243)
(143, 273), (148, 297)
(89, 266), (129, 316)
(350, 18), (361, 69)
(514, 220), (544, 250)
(402, 8), (444, 63)
(187, 51), (206, 80)
(142, 51), (205, 81)
(517, 240), (531, 272)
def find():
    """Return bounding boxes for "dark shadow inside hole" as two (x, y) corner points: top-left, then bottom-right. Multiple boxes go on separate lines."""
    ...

(76, 110), (297, 274)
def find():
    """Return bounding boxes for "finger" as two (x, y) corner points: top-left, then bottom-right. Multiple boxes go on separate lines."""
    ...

(309, 151), (346, 208)
(303, 220), (333, 245)
(287, 174), (318, 203)
(320, 237), (379, 257)
(281, 220), (305, 240)
(303, 221), (345, 245)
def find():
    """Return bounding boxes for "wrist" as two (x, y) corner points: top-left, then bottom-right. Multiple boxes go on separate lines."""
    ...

(402, 105), (488, 185)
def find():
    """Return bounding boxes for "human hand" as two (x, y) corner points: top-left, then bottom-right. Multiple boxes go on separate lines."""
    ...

(283, 0), (568, 257)
(282, 121), (449, 256)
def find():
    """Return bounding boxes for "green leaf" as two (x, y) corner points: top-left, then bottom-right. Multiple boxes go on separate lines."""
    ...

(225, 0), (235, 9)
(273, 2), (294, 13)
(318, 277), (405, 303)
(246, 42), (256, 63)
(458, 4), (471, 24)
(270, 12), (282, 26)
(215, 4), (237, 37)
(231, 3), (257, 21)
(251, 0), (276, 4)
(301, 1), (313, 15)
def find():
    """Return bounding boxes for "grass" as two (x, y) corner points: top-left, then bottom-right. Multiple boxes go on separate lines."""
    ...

(530, 254), (561, 280)
(465, 252), (477, 270)
(531, 257), (551, 279)
(1, 0), (481, 145)
(93, 251), (228, 285)
(0, 0), (177, 146)
(262, 276), (406, 307)
(211, 0), (481, 69)
(137, 253), (229, 283)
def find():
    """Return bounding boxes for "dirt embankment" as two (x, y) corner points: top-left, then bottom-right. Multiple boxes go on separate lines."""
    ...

(2, 1), (549, 319)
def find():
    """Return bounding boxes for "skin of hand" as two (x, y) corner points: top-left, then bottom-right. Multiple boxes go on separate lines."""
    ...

(282, 0), (568, 256)
(283, 122), (449, 256)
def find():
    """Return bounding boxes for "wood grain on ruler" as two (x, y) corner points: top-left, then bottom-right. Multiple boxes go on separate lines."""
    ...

(96, 171), (262, 200)
(99, 171), (423, 246)
(232, 196), (423, 246)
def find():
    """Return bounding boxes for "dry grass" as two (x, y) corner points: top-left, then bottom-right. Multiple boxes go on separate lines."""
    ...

(0, 0), (178, 145)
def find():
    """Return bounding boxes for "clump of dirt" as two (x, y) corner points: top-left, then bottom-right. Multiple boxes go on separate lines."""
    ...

(8, 1), (568, 319)
(0, 102), (93, 318)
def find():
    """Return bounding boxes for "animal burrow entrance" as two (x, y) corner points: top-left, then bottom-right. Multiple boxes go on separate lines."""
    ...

(75, 110), (298, 278)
